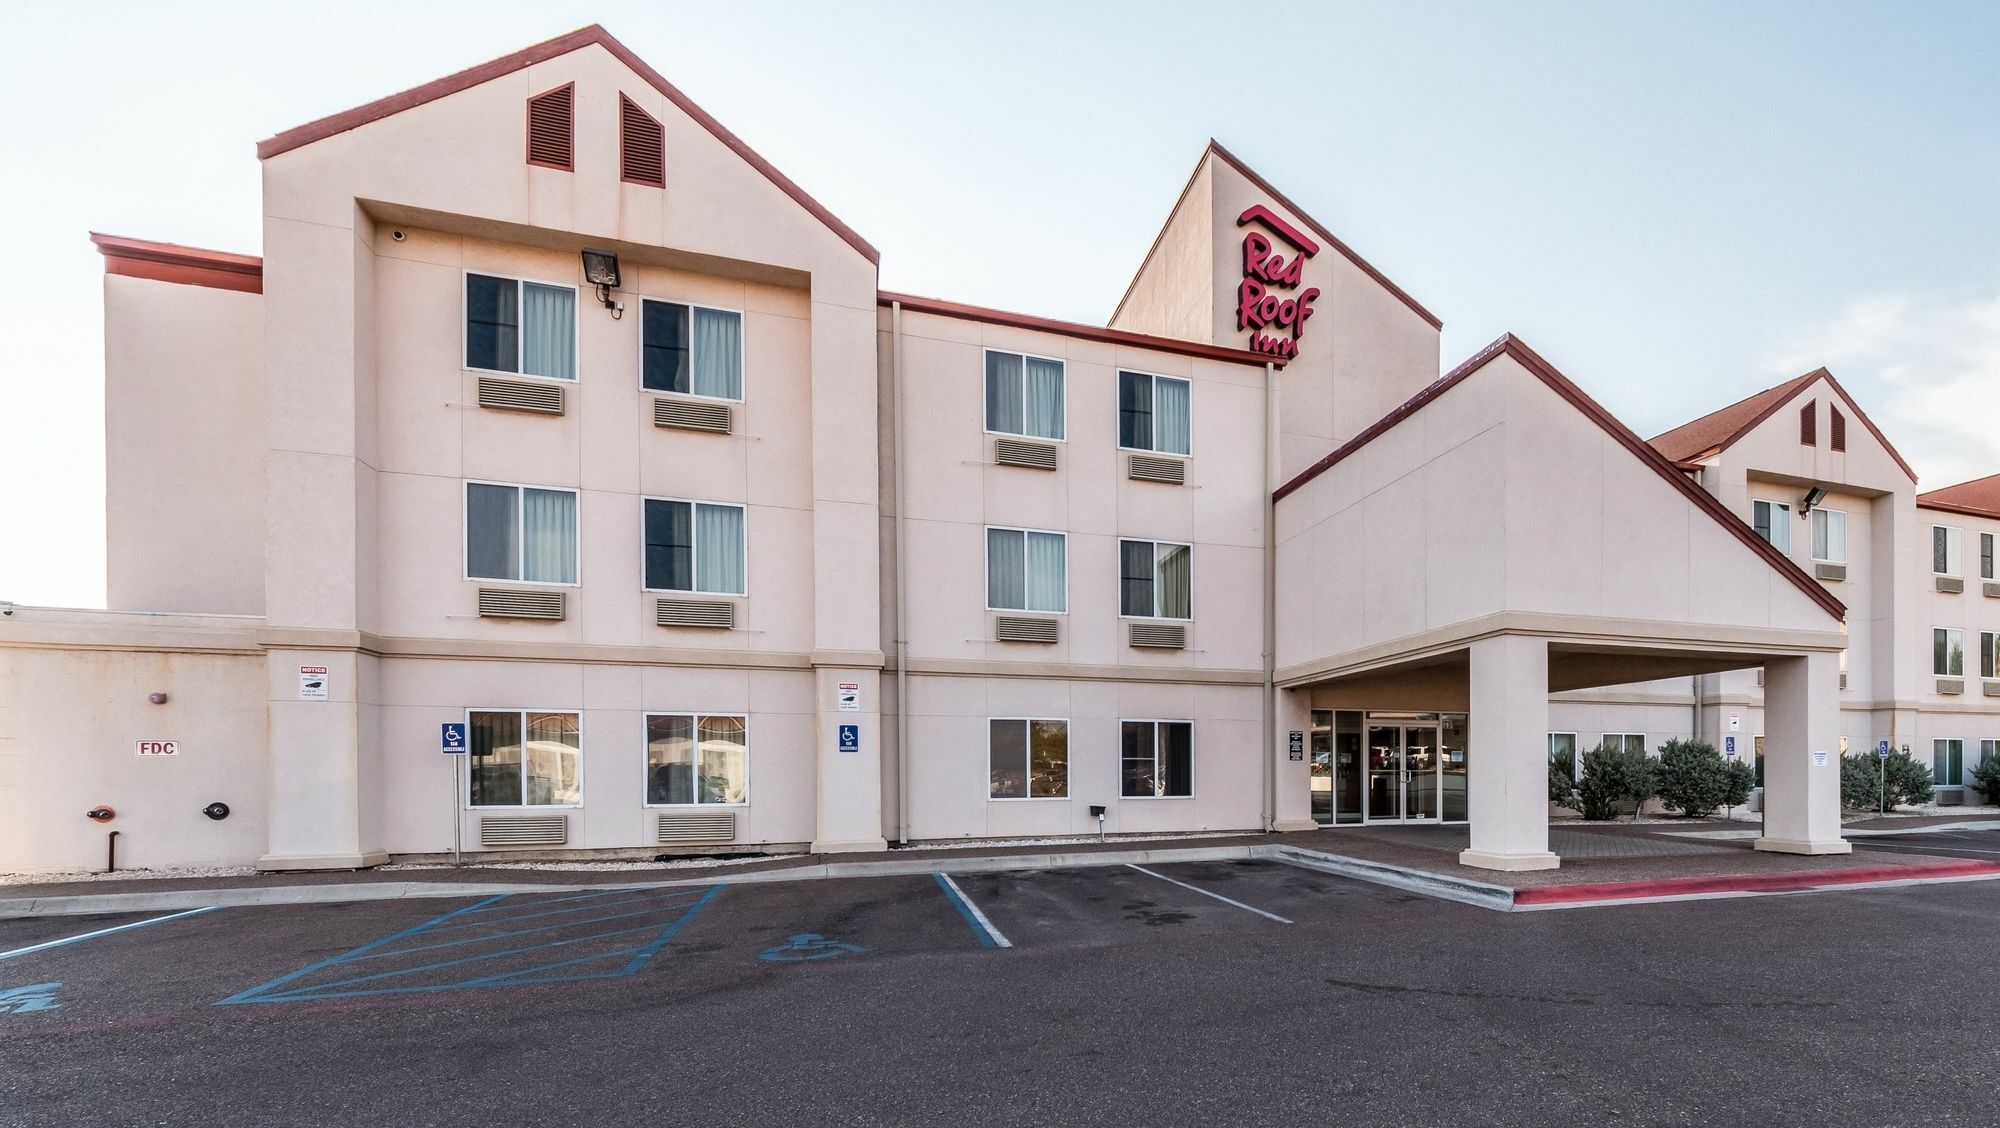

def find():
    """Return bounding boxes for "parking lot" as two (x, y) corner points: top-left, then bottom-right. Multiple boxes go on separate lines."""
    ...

(3, 854), (1999, 1127)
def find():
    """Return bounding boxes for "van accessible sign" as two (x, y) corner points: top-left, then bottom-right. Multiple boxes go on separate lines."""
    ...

(1236, 205), (1321, 364)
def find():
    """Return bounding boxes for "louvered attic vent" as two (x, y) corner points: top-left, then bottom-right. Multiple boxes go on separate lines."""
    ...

(1799, 400), (1817, 446)
(527, 83), (575, 170)
(1830, 405), (1847, 452)
(620, 94), (665, 187)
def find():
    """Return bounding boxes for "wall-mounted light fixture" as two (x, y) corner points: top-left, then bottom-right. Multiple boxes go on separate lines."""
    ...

(581, 248), (623, 319)
(1799, 486), (1827, 516)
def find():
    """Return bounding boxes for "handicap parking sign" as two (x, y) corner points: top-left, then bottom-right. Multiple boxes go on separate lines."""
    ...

(837, 724), (859, 753)
(1878, 740), (1890, 760)
(441, 722), (468, 755)
(1724, 736), (1736, 758)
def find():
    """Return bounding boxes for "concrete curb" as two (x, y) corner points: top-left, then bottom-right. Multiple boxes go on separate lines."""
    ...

(1840, 821), (2000, 838)
(1260, 845), (1517, 911)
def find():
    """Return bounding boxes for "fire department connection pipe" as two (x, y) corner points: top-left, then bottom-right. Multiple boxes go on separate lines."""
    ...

(892, 301), (910, 847)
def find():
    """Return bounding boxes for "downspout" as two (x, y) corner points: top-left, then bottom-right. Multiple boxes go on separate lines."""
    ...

(1262, 361), (1278, 833)
(892, 301), (911, 847)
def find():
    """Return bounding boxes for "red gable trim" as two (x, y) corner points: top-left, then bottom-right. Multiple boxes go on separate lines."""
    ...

(1651, 369), (1918, 484)
(1918, 501), (2000, 522)
(1274, 334), (1846, 622)
(91, 233), (263, 294)
(255, 25), (879, 266)
(882, 291), (1268, 367)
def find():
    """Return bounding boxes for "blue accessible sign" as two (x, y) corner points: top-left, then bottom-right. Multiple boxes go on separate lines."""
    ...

(1878, 740), (1891, 760)
(837, 724), (860, 753)
(441, 722), (468, 755)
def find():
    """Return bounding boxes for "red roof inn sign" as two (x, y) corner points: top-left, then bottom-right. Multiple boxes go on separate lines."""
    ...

(1235, 205), (1321, 363)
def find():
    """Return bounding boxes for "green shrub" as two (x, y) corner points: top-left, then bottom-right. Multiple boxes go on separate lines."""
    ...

(1655, 738), (1732, 817)
(1839, 750), (1937, 810)
(1572, 741), (1657, 821)
(1720, 759), (1755, 811)
(1549, 745), (1579, 809)
(1972, 754), (2000, 804)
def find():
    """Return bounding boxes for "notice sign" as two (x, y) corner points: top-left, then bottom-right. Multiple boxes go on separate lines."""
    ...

(136, 741), (178, 757)
(1288, 731), (1304, 762)
(1811, 750), (1830, 767)
(299, 666), (329, 700)
(1728, 712), (1741, 732)
(837, 683), (860, 712)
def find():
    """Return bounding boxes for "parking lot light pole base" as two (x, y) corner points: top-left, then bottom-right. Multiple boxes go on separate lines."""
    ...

(1458, 849), (1560, 872)
(1752, 837), (1854, 856)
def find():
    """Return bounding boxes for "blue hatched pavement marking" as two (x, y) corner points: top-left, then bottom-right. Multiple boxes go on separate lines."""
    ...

(216, 885), (722, 1005)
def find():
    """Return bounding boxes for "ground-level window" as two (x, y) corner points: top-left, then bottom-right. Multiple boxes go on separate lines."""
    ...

(1753, 500), (1791, 553)
(1121, 720), (1192, 797)
(1548, 732), (1580, 780)
(643, 498), (746, 594)
(1934, 738), (1964, 787)
(1601, 733), (1647, 757)
(1753, 735), (1766, 788)
(1935, 628), (1964, 677)
(466, 273), (576, 379)
(1981, 740), (2000, 779)
(1118, 370), (1191, 455)
(1120, 540), (1191, 619)
(466, 482), (578, 584)
(1811, 508), (1846, 563)
(645, 714), (747, 805)
(990, 718), (1068, 799)
(1934, 525), (1963, 575)
(641, 300), (743, 399)
(984, 350), (1065, 440)
(987, 527), (1066, 612)
(469, 710), (580, 807)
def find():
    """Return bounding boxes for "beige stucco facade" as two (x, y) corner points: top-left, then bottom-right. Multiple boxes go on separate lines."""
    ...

(3, 26), (1992, 876)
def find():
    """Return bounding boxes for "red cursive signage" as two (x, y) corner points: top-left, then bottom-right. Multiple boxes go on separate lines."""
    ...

(1236, 205), (1321, 363)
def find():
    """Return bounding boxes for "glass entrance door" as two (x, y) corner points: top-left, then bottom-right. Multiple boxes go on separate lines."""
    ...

(1364, 724), (1443, 824)
(1400, 726), (1440, 821)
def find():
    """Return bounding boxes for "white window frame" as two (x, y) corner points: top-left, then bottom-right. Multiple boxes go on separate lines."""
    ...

(462, 269), (580, 383)
(1118, 539), (1194, 621)
(1810, 507), (1847, 564)
(1548, 732), (1581, 781)
(1119, 718), (1195, 799)
(463, 479), (581, 588)
(641, 711), (750, 807)
(639, 496), (749, 597)
(1981, 531), (1996, 581)
(1116, 369), (1193, 458)
(1934, 737), (1965, 788)
(1983, 631), (2000, 681)
(981, 348), (1067, 442)
(1935, 627), (1965, 677)
(464, 707), (583, 810)
(1601, 733), (1647, 757)
(988, 716), (1070, 801)
(1934, 525), (1963, 576)
(1752, 499), (1792, 554)
(638, 298), (747, 403)
(984, 525), (1069, 614)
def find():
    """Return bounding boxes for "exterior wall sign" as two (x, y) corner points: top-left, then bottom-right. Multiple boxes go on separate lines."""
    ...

(299, 666), (329, 700)
(136, 740), (178, 756)
(1235, 205), (1321, 363)
(837, 724), (860, 753)
(837, 682), (860, 712)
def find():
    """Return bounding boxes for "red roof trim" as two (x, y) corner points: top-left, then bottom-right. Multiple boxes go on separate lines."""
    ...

(1917, 472), (2000, 521)
(91, 232), (263, 294)
(1651, 369), (1918, 483)
(1274, 334), (1846, 622)
(1917, 500), (2000, 522)
(255, 25), (879, 265)
(881, 290), (1268, 367)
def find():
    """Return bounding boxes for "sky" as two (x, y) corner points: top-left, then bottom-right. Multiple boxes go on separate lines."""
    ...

(2, 0), (1997, 608)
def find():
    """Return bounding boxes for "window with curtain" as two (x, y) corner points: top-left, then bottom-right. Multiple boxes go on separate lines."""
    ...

(642, 300), (743, 399)
(1548, 733), (1580, 781)
(1982, 532), (1995, 580)
(466, 483), (577, 584)
(984, 350), (1064, 440)
(1935, 628), (1964, 676)
(1981, 632), (1999, 680)
(1752, 500), (1791, 553)
(1934, 525), (1962, 575)
(1120, 540), (1192, 619)
(1810, 509), (1846, 563)
(987, 528), (1066, 612)
(466, 273), (575, 379)
(1121, 720), (1193, 798)
(989, 718), (1068, 799)
(1601, 733), (1646, 757)
(643, 499), (746, 594)
(1118, 371), (1191, 455)
(1934, 738), (1964, 787)
(645, 713), (748, 805)
(469, 709), (580, 807)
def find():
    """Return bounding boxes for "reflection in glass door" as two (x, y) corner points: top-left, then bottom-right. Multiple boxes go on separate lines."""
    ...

(1363, 724), (1444, 824)
(1401, 726), (1440, 821)
(1366, 726), (1402, 822)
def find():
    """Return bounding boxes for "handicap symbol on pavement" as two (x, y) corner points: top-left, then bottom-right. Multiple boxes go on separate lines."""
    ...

(0, 983), (62, 1015)
(759, 934), (867, 962)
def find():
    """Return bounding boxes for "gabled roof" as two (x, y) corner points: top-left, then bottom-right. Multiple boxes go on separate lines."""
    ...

(91, 233), (263, 294)
(1648, 367), (1918, 482)
(255, 24), (878, 265)
(1919, 473), (2000, 520)
(1274, 334), (1847, 621)
(881, 290), (1266, 366)
(1108, 140), (1441, 331)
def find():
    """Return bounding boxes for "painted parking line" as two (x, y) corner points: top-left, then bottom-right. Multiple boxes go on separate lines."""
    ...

(933, 872), (1012, 948)
(218, 886), (724, 1004)
(0, 907), (218, 963)
(1125, 864), (1292, 924)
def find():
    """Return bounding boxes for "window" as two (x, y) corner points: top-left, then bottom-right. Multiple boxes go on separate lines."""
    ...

(645, 714), (747, 805)
(1602, 733), (1647, 757)
(1119, 540), (1192, 619)
(1811, 509), (1846, 564)
(987, 528), (1066, 613)
(468, 710), (580, 807)
(1121, 720), (1192, 798)
(1934, 525), (1963, 575)
(466, 273), (576, 380)
(1982, 532), (1995, 580)
(1752, 500), (1791, 553)
(1799, 400), (1816, 446)
(1118, 371), (1191, 455)
(1548, 732), (1580, 781)
(1982, 740), (2000, 782)
(1934, 738), (1964, 787)
(643, 499), (746, 594)
(642, 300), (742, 400)
(984, 350), (1064, 440)
(989, 718), (1068, 799)
(466, 483), (578, 585)
(1981, 631), (1999, 680)
(1935, 628), (1964, 677)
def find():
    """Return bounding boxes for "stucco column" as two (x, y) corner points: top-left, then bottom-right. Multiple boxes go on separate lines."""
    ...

(1756, 652), (1851, 855)
(1273, 687), (1316, 831)
(1461, 634), (1559, 871)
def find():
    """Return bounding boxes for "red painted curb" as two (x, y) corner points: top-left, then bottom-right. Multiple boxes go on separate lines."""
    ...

(1513, 860), (2000, 906)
